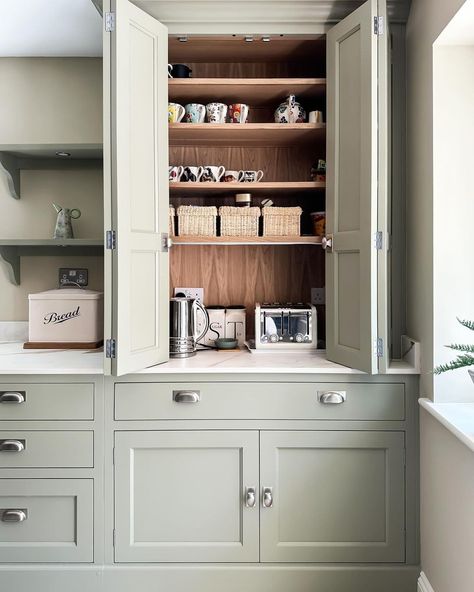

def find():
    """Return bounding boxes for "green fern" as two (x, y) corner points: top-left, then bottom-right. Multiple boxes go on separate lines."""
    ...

(434, 319), (474, 375)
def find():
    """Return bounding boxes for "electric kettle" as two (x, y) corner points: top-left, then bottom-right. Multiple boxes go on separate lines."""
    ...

(169, 297), (209, 358)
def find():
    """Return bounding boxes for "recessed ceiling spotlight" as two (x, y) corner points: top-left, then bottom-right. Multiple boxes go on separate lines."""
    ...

(244, 36), (254, 42)
(262, 36), (271, 42)
(178, 36), (188, 42)
(55, 151), (71, 158)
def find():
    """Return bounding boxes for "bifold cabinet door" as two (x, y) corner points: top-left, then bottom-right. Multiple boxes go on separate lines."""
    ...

(260, 431), (405, 563)
(103, 0), (169, 376)
(114, 431), (259, 562)
(326, 0), (388, 373)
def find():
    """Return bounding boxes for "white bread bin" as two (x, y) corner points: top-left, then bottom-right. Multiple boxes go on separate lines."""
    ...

(28, 289), (103, 343)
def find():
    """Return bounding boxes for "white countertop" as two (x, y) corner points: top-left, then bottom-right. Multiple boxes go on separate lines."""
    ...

(419, 398), (474, 453)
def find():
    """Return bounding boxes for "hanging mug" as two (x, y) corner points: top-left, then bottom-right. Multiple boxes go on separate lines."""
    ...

(238, 170), (264, 183)
(206, 102), (227, 124)
(228, 103), (249, 124)
(184, 103), (206, 123)
(168, 102), (185, 123)
(201, 165), (226, 182)
(168, 165), (184, 182)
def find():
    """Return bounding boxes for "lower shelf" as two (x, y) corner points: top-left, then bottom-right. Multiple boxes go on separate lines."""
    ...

(0, 239), (104, 285)
(171, 236), (323, 246)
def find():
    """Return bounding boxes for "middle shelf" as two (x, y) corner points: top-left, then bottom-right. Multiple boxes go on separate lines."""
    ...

(172, 236), (323, 246)
(169, 181), (325, 197)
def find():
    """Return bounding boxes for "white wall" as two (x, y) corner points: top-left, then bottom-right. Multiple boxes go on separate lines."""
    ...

(420, 409), (474, 592)
(433, 45), (474, 402)
(406, 0), (467, 399)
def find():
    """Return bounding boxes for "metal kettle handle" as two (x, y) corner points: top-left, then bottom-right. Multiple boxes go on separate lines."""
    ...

(193, 300), (209, 344)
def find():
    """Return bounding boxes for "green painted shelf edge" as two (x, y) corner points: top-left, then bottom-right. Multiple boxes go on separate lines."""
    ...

(0, 239), (104, 285)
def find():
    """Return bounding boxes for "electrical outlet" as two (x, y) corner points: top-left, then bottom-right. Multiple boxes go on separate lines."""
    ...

(174, 287), (204, 302)
(59, 268), (88, 287)
(311, 287), (325, 305)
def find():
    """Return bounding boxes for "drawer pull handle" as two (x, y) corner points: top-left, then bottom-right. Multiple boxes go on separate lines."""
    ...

(1, 509), (27, 523)
(318, 391), (346, 404)
(262, 487), (273, 508)
(0, 439), (25, 452)
(245, 486), (256, 508)
(173, 390), (200, 403)
(0, 391), (26, 404)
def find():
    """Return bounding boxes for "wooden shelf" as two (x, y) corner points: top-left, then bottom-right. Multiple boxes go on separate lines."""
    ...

(168, 78), (326, 107)
(169, 181), (325, 197)
(172, 236), (322, 246)
(0, 239), (103, 285)
(168, 123), (325, 147)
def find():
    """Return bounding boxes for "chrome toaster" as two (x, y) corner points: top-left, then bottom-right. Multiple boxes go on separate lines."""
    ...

(255, 303), (317, 349)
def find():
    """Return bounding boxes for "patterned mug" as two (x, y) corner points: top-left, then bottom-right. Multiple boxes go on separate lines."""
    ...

(168, 165), (184, 182)
(184, 103), (206, 123)
(223, 170), (240, 183)
(228, 103), (249, 124)
(202, 165), (226, 182)
(168, 102), (185, 123)
(182, 166), (204, 182)
(238, 170), (264, 183)
(206, 102), (227, 124)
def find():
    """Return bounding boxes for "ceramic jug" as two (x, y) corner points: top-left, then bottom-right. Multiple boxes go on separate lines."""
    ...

(52, 203), (81, 239)
(274, 94), (306, 123)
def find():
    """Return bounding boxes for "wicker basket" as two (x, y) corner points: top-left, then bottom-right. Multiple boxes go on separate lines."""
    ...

(169, 206), (176, 237)
(262, 206), (302, 237)
(177, 205), (217, 237)
(219, 206), (261, 237)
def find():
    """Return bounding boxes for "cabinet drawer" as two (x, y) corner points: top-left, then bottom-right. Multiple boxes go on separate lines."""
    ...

(115, 382), (405, 421)
(0, 431), (93, 468)
(0, 478), (93, 562)
(0, 383), (94, 420)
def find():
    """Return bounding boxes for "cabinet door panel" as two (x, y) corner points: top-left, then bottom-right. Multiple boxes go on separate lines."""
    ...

(326, 0), (388, 373)
(260, 430), (405, 563)
(114, 430), (259, 562)
(104, 0), (169, 375)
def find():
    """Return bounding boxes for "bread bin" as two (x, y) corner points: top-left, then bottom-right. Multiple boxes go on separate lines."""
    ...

(28, 288), (103, 344)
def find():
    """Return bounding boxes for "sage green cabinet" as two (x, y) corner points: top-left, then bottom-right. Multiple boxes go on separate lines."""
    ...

(114, 430), (260, 563)
(260, 431), (405, 563)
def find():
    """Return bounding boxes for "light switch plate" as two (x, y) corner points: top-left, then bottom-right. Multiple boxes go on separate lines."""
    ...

(174, 287), (204, 302)
(59, 268), (89, 287)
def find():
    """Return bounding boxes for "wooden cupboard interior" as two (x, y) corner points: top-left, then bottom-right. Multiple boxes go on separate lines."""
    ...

(168, 35), (327, 341)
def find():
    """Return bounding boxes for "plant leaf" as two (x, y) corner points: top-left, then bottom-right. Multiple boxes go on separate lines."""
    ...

(457, 318), (474, 331)
(445, 344), (474, 353)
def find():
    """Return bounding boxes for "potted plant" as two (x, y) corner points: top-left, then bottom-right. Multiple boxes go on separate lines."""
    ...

(434, 318), (474, 384)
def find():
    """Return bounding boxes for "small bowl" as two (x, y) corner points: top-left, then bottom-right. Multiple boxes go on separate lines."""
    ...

(214, 338), (238, 350)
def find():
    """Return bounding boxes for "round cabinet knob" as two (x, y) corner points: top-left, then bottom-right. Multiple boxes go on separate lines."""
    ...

(295, 333), (304, 343)
(269, 334), (279, 343)
(261, 334), (269, 343)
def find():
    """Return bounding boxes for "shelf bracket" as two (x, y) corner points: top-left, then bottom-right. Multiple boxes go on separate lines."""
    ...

(0, 246), (20, 285)
(0, 152), (20, 199)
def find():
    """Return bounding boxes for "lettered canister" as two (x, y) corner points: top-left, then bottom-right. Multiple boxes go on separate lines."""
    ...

(28, 288), (103, 343)
(225, 305), (246, 345)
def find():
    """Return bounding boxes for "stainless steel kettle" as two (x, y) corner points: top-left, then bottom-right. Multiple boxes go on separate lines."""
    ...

(169, 297), (209, 358)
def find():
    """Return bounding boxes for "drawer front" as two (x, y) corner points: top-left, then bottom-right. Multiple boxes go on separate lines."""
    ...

(0, 478), (93, 562)
(0, 383), (94, 420)
(0, 431), (93, 468)
(115, 382), (405, 421)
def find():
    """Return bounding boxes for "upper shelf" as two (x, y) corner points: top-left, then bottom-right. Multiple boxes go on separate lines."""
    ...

(172, 236), (323, 246)
(168, 78), (326, 107)
(168, 123), (326, 147)
(169, 181), (325, 197)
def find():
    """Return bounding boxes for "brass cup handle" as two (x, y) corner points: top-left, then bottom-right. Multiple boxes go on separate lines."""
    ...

(0, 439), (25, 452)
(245, 486), (256, 508)
(1, 509), (27, 522)
(262, 487), (273, 508)
(0, 391), (25, 404)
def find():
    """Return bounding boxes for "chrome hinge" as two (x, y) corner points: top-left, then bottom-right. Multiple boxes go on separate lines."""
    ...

(374, 15), (384, 35)
(113, 529), (116, 547)
(106, 230), (116, 250)
(403, 448), (406, 467)
(161, 232), (170, 252)
(112, 447), (115, 465)
(375, 231), (383, 250)
(106, 339), (116, 359)
(105, 12), (115, 32)
(376, 337), (384, 358)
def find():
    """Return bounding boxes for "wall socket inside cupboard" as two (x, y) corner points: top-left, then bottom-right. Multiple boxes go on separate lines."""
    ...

(311, 287), (325, 305)
(59, 268), (88, 287)
(174, 287), (204, 302)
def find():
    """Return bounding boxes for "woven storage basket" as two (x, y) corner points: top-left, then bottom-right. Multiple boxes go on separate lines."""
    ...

(177, 205), (217, 237)
(168, 206), (176, 237)
(262, 206), (302, 237)
(219, 206), (261, 237)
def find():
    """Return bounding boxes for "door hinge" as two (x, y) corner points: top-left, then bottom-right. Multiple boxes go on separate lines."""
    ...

(161, 232), (170, 252)
(106, 230), (116, 250)
(106, 339), (116, 359)
(375, 231), (383, 250)
(112, 446), (115, 465)
(113, 529), (116, 547)
(374, 15), (384, 35)
(105, 12), (115, 32)
(375, 337), (384, 358)
(403, 448), (406, 467)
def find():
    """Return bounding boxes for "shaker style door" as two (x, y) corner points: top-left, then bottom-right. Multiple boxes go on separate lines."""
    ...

(325, 0), (389, 373)
(259, 430), (405, 563)
(114, 430), (260, 563)
(103, 0), (169, 376)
